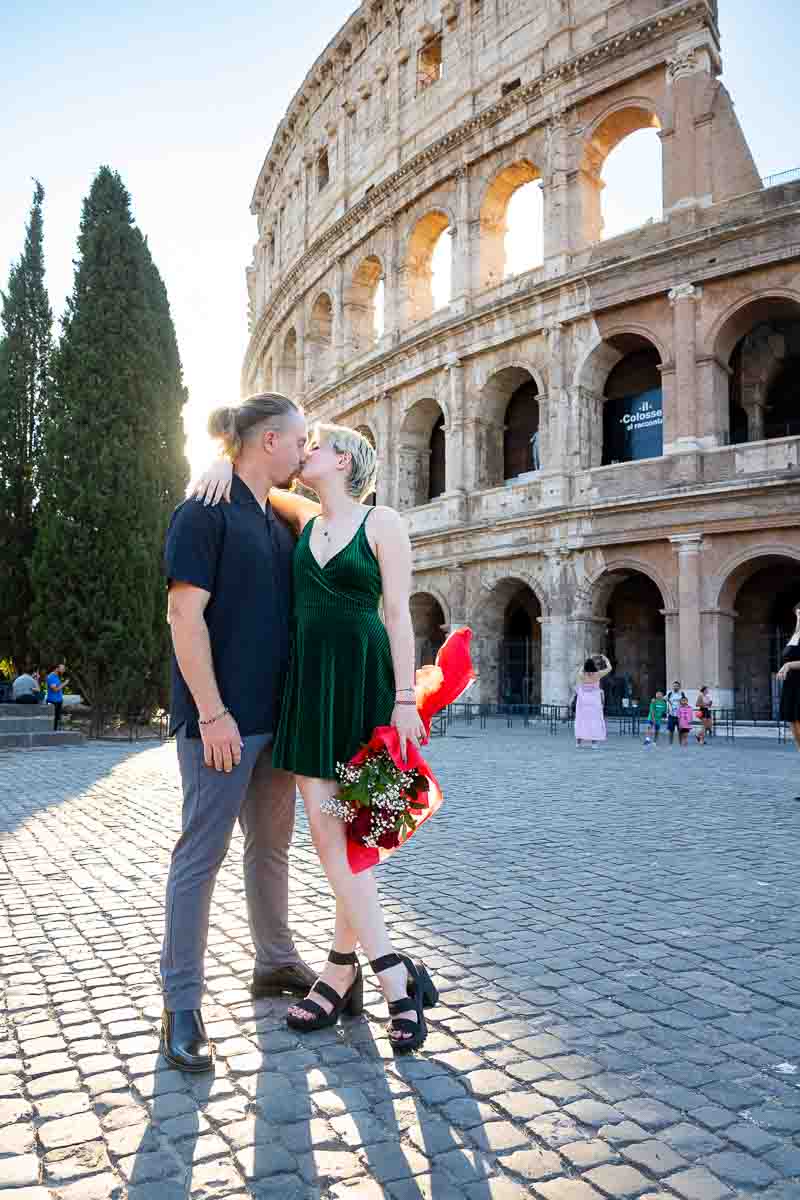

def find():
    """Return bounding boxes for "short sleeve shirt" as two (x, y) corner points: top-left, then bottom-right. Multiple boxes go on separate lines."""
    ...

(46, 673), (62, 702)
(164, 474), (295, 738)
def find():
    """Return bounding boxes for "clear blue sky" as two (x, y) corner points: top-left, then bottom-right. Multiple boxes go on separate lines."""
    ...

(1, 1), (797, 471)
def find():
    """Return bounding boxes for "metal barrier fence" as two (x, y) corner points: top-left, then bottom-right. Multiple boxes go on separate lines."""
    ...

(431, 703), (792, 743)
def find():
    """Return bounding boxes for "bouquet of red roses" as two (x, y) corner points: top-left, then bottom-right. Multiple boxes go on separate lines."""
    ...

(329, 628), (475, 874)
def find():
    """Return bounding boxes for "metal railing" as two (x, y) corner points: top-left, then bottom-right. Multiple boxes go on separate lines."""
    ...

(762, 167), (800, 188)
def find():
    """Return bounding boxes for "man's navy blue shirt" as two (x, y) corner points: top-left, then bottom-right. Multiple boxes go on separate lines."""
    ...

(164, 474), (294, 738)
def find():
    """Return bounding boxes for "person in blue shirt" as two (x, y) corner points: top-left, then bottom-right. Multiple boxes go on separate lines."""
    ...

(46, 662), (68, 730)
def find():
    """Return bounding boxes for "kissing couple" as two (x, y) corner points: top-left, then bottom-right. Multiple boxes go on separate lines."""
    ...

(160, 391), (438, 1072)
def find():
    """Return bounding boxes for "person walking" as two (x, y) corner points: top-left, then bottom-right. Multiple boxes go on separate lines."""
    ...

(160, 393), (316, 1074)
(46, 663), (68, 730)
(677, 693), (694, 747)
(12, 669), (41, 705)
(646, 690), (668, 745)
(776, 604), (800, 787)
(574, 654), (612, 748)
(666, 680), (682, 745)
(696, 685), (713, 743)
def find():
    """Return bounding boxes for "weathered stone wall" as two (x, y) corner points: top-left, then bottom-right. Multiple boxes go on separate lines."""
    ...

(244, 0), (800, 709)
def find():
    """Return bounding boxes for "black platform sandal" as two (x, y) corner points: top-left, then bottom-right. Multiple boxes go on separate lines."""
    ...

(371, 952), (437, 1053)
(286, 950), (363, 1032)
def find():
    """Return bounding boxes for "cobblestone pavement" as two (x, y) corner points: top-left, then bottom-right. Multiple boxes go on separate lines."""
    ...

(2, 728), (800, 1200)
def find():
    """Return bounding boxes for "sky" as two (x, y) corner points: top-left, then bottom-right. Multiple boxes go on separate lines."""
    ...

(1, 1), (797, 475)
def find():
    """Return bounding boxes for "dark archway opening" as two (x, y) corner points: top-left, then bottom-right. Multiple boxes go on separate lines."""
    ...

(734, 563), (800, 716)
(429, 416), (446, 501)
(602, 346), (663, 464)
(500, 587), (542, 705)
(410, 593), (446, 668)
(602, 573), (665, 706)
(504, 380), (540, 479)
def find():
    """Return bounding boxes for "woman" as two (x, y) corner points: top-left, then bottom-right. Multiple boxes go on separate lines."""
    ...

(776, 604), (800, 764)
(696, 685), (713, 744)
(574, 654), (612, 747)
(196, 420), (435, 1051)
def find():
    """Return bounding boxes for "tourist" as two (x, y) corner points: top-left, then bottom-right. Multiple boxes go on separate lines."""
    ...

(696, 685), (713, 743)
(666, 679), (682, 745)
(196, 418), (439, 1053)
(776, 603), (800, 777)
(160, 394), (315, 1073)
(574, 653), (612, 748)
(46, 663), (68, 730)
(677, 693), (694, 747)
(647, 689), (668, 745)
(12, 668), (41, 705)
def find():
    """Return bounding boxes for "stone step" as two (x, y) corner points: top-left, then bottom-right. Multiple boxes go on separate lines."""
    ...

(0, 702), (47, 716)
(0, 731), (85, 751)
(0, 715), (54, 733)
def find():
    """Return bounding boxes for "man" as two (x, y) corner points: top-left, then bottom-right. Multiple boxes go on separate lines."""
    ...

(160, 392), (314, 1073)
(666, 679), (682, 746)
(46, 663), (68, 728)
(12, 669), (41, 704)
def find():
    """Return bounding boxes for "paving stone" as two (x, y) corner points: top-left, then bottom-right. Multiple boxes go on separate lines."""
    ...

(43, 1140), (112, 1182)
(52, 1173), (125, 1199)
(104, 1121), (159, 1158)
(621, 1139), (688, 1176)
(535, 1181), (606, 1200)
(703, 1150), (780, 1188)
(561, 1139), (620, 1170)
(39, 1111), (103, 1149)
(0, 1153), (40, 1187)
(583, 1164), (653, 1197)
(664, 1167), (733, 1200)
(116, 1149), (183, 1184)
(235, 1142), (301, 1180)
(501, 1145), (563, 1181)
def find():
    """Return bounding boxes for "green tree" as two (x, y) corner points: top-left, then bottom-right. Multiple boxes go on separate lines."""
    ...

(32, 167), (188, 728)
(0, 182), (53, 670)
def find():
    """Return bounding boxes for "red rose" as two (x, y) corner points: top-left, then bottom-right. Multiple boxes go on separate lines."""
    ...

(377, 829), (400, 850)
(350, 807), (372, 840)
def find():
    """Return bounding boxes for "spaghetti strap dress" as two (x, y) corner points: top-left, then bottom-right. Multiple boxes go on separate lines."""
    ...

(779, 643), (800, 722)
(574, 681), (607, 742)
(272, 510), (396, 780)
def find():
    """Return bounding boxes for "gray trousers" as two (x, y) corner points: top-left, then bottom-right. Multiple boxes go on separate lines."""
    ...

(161, 730), (300, 1011)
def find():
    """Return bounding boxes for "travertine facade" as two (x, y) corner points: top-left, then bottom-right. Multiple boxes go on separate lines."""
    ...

(243, 0), (800, 712)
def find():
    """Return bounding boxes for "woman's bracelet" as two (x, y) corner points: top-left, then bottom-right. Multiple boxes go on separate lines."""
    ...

(198, 706), (230, 726)
(396, 688), (415, 694)
(393, 700), (418, 706)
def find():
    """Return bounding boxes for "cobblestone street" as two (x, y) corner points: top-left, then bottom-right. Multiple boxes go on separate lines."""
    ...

(2, 729), (800, 1200)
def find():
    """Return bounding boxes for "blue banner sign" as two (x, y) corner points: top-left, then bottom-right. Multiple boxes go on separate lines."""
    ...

(603, 387), (663, 463)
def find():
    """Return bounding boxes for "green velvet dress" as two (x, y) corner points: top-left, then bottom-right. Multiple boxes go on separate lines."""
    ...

(272, 510), (396, 780)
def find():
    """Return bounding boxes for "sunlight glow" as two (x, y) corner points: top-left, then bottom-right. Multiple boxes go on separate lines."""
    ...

(504, 181), (544, 276)
(431, 228), (452, 311)
(601, 128), (663, 239)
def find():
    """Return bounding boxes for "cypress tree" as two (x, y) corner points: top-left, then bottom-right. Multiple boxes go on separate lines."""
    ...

(0, 182), (53, 669)
(32, 167), (188, 728)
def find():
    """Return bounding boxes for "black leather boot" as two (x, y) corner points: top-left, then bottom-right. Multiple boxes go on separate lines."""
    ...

(160, 1009), (214, 1073)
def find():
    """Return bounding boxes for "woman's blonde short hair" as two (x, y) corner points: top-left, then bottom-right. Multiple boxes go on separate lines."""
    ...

(316, 423), (378, 500)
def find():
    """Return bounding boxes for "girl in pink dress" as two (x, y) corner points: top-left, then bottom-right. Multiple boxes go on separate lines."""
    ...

(574, 654), (613, 747)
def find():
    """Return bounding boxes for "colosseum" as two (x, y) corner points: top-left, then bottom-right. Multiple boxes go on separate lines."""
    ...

(242, 0), (800, 714)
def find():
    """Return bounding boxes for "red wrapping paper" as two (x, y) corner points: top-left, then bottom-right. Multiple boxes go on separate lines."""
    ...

(346, 628), (476, 873)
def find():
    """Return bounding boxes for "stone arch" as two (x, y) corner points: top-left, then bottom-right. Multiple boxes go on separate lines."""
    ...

(410, 591), (448, 667)
(402, 208), (454, 325)
(709, 293), (800, 445)
(259, 350), (274, 392)
(580, 102), (663, 244)
(478, 365), (541, 487)
(397, 396), (447, 509)
(348, 255), (385, 354)
(574, 331), (665, 469)
(280, 326), (299, 397)
(474, 575), (545, 705)
(352, 423), (377, 503)
(590, 563), (668, 704)
(589, 558), (676, 616)
(478, 159), (542, 289)
(307, 292), (333, 385)
(713, 549), (800, 716)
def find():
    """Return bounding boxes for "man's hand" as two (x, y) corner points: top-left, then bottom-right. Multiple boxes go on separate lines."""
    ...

(200, 713), (244, 772)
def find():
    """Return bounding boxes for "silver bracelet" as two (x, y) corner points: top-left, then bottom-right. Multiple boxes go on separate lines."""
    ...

(198, 706), (229, 727)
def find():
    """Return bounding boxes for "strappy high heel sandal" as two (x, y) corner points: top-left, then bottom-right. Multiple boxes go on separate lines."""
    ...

(286, 950), (363, 1032)
(371, 952), (438, 1053)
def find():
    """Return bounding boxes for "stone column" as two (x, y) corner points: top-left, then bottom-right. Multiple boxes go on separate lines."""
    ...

(446, 564), (468, 631)
(672, 534), (704, 696)
(667, 283), (702, 452)
(742, 391), (766, 443)
(450, 165), (472, 313)
(663, 35), (720, 216)
(701, 607), (736, 709)
(444, 358), (466, 495)
(382, 216), (398, 345)
(333, 257), (345, 373)
(662, 608), (680, 687)
(373, 390), (396, 507)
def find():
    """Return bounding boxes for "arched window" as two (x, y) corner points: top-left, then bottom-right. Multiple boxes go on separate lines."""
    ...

(307, 294), (333, 385)
(479, 161), (542, 288)
(398, 398), (446, 508)
(581, 108), (662, 244)
(602, 346), (663, 464)
(349, 257), (385, 353)
(503, 381), (540, 479)
(429, 415), (446, 500)
(281, 327), (298, 397)
(405, 212), (452, 324)
(317, 150), (330, 193)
